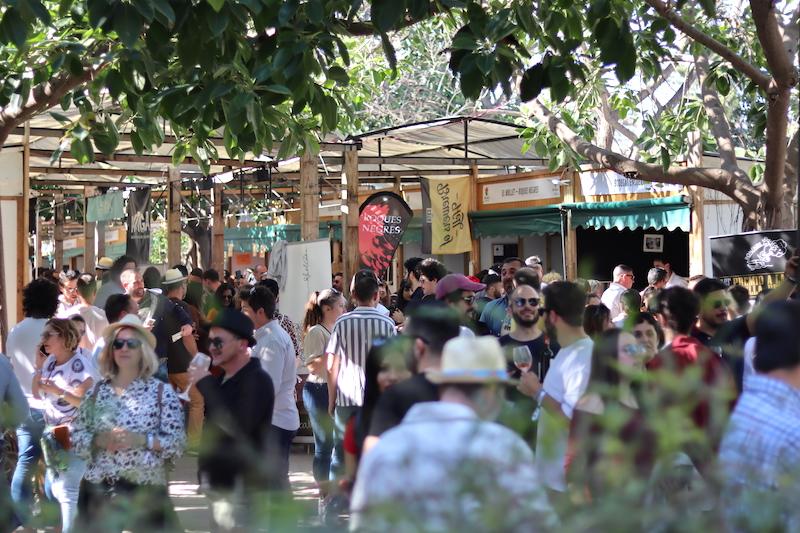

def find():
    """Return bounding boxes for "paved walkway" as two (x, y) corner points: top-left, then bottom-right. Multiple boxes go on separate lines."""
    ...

(170, 450), (321, 532)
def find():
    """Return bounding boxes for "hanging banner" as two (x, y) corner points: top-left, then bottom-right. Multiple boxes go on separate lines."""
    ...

(421, 176), (472, 254)
(358, 192), (413, 280)
(126, 189), (151, 264)
(710, 230), (794, 277)
(87, 191), (125, 222)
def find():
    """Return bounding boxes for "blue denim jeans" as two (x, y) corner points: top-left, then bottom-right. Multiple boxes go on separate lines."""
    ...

(332, 405), (359, 480)
(11, 408), (45, 524)
(302, 382), (336, 484)
(45, 452), (86, 533)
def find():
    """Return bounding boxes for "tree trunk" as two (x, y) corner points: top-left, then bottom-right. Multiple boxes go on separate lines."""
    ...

(183, 221), (212, 270)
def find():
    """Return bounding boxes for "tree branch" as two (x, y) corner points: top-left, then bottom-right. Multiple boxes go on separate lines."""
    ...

(693, 52), (750, 182)
(780, 128), (798, 228)
(644, 0), (772, 90)
(750, 0), (799, 89)
(339, 9), (441, 37)
(655, 68), (696, 118)
(638, 63), (676, 101)
(528, 99), (761, 210)
(0, 63), (108, 147)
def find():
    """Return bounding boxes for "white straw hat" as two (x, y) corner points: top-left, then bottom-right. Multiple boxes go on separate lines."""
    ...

(427, 336), (514, 385)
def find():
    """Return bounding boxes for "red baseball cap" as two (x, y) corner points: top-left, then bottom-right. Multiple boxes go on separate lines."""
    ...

(435, 274), (486, 300)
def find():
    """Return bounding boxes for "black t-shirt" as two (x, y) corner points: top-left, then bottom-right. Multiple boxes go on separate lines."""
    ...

(368, 373), (438, 437)
(499, 334), (558, 381)
(692, 315), (750, 393)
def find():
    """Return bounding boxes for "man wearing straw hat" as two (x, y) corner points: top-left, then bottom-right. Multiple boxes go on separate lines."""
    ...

(350, 336), (557, 532)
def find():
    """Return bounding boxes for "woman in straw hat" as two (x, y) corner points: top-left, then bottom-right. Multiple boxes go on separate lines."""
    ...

(71, 315), (185, 531)
(32, 317), (99, 533)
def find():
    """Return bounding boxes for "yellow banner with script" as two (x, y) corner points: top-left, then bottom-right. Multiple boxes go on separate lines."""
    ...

(423, 176), (472, 254)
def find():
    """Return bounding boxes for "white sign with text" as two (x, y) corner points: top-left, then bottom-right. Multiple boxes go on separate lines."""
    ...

(481, 178), (561, 205)
(581, 170), (682, 196)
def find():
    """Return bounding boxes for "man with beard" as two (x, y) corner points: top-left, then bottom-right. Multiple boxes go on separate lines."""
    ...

(479, 257), (524, 336)
(121, 268), (194, 380)
(517, 281), (593, 495)
(499, 284), (558, 382)
(436, 273), (485, 336)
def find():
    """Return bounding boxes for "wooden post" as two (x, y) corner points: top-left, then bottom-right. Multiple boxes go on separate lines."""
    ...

(341, 147), (359, 296)
(54, 192), (65, 271)
(469, 164), (480, 275)
(331, 240), (343, 276)
(212, 181), (225, 271)
(96, 221), (106, 259)
(687, 131), (705, 276)
(34, 198), (41, 276)
(20, 123), (31, 319)
(562, 171), (579, 280)
(167, 167), (182, 266)
(83, 186), (96, 273)
(300, 149), (320, 240)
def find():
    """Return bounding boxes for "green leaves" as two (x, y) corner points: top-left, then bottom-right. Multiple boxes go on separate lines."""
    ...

(520, 63), (546, 102)
(0, 8), (27, 47)
(207, 0), (226, 13)
(371, 0), (407, 33)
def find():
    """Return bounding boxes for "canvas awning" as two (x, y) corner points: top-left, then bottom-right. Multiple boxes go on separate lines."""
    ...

(568, 196), (691, 232)
(224, 222), (343, 253)
(468, 196), (691, 237)
(469, 206), (562, 237)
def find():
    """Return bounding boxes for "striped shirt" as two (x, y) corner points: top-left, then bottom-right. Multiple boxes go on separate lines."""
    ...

(326, 306), (396, 407)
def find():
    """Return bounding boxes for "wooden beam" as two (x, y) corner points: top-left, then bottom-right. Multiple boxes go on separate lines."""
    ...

(167, 167), (182, 266)
(300, 148), (320, 240)
(31, 166), (172, 178)
(0, 202), (7, 351)
(83, 186), (96, 273)
(29, 149), (269, 169)
(342, 148), (360, 297)
(320, 156), (546, 167)
(211, 181), (225, 272)
(54, 191), (65, 271)
(563, 172), (579, 280)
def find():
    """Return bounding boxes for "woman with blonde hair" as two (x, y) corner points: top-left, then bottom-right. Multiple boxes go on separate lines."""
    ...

(301, 288), (345, 504)
(71, 314), (185, 531)
(32, 317), (99, 533)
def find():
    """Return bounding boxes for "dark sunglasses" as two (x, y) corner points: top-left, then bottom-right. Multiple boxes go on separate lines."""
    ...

(513, 297), (540, 308)
(462, 296), (475, 304)
(209, 337), (229, 349)
(112, 338), (142, 350)
(710, 299), (730, 310)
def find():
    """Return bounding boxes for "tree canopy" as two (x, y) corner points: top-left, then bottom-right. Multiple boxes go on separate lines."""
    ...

(0, 0), (796, 228)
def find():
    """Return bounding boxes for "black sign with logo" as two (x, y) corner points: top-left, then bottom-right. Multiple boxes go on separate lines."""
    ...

(126, 189), (151, 264)
(710, 230), (795, 277)
(358, 192), (413, 280)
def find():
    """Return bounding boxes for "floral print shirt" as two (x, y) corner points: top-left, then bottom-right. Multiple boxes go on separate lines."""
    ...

(71, 377), (185, 485)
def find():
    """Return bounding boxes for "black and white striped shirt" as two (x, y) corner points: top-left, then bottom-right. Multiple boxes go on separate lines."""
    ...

(326, 306), (396, 407)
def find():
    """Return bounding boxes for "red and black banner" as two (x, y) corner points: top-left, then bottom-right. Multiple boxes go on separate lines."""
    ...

(358, 192), (413, 280)
(126, 189), (151, 265)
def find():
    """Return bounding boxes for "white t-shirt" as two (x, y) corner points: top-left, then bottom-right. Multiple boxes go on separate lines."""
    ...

(77, 305), (109, 349)
(535, 336), (593, 492)
(665, 272), (688, 288)
(6, 317), (48, 408)
(39, 351), (99, 426)
(600, 282), (627, 319)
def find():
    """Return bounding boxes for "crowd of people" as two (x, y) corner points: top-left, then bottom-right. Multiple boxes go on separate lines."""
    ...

(0, 249), (798, 531)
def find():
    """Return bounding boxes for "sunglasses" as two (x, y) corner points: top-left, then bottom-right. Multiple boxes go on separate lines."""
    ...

(513, 297), (540, 308)
(112, 338), (142, 350)
(620, 343), (647, 357)
(710, 299), (731, 310)
(209, 337), (229, 349)
(462, 296), (475, 304)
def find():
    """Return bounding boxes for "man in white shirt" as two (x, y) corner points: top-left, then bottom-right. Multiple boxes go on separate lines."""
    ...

(654, 257), (688, 288)
(7, 278), (60, 525)
(74, 275), (109, 350)
(240, 285), (300, 491)
(55, 269), (82, 318)
(600, 264), (635, 319)
(519, 281), (593, 494)
(351, 336), (557, 532)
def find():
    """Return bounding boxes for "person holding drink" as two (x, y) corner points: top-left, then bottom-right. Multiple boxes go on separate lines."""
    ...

(32, 318), (98, 533)
(71, 314), (185, 531)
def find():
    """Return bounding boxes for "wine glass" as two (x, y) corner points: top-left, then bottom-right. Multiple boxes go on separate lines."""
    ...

(177, 353), (211, 402)
(512, 346), (533, 373)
